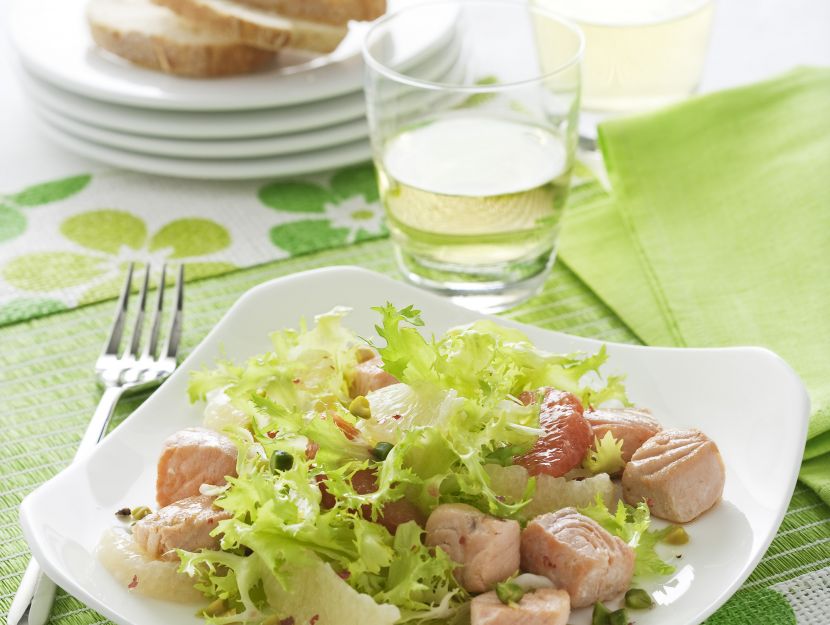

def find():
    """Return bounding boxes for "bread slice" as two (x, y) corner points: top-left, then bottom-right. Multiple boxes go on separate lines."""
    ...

(153, 0), (349, 53)
(87, 0), (274, 77)
(229, 0), (386, 26)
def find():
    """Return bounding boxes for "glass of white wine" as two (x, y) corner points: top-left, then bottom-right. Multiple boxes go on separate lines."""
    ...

(362, 0), (583, 312)
(535, 0), (715, 140)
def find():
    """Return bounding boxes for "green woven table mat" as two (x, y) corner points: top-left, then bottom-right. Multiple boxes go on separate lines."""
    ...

(0, 239), (827, 625)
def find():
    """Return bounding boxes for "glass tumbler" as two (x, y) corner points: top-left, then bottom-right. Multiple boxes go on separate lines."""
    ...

(362, 0), (583, 313)
(535, 0), (715, 139)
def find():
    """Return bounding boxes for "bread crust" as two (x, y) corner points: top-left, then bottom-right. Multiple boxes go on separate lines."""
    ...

(87, 0), (274, 77)
(89, 17), (272, 77)
(153, 0), (348, 52)
(230, 0), (386, 25)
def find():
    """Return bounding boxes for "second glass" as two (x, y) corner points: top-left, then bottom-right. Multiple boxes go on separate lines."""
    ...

(363, 0), (583, 313)
(536, 0), (715, 139)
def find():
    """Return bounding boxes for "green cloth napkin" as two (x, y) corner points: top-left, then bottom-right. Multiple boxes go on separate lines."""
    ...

(560, 67), (830, 505)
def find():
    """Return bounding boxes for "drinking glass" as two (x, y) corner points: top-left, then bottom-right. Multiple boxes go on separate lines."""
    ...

(535, 0), (715, 139)
(362, 0), (583, 313)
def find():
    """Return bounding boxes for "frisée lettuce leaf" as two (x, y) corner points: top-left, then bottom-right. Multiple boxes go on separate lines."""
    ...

(179, 304), (637, 624)
(582, 432), (626, 475)
(579, 494), (677, 578)
(371, 303), (629, 409)
(179, 439), (461, 624)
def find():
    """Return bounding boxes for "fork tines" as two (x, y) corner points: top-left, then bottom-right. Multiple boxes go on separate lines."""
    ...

(101, 263), (184, 364)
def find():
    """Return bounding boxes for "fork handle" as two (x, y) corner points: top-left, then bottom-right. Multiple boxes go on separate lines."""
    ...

(74, 386), (124, 460)
(8, 386), (125, 625)
(7, 558), (58, 625)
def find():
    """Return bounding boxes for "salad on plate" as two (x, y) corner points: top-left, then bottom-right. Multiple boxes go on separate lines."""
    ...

(97, 304), (726, 625)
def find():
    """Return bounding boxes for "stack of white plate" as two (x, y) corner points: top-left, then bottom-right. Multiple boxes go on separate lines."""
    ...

(9, 0), (459, 180)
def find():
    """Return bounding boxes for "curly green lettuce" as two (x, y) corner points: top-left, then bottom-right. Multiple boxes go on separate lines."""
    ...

(180, 304), (635, 624)
(582, 432), (626, 475)
(579, 494), (677, 578)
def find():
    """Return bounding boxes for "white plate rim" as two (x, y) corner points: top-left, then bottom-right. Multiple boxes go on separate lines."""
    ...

(20, 69), (368, 139)
(17, 267), (811, 625)
(15, 26), (461, 141)
(35, 105), (368, 159)
(38, 119), (372, 180)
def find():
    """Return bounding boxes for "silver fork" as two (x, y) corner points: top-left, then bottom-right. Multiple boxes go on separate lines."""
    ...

(8, 263), (185, 625)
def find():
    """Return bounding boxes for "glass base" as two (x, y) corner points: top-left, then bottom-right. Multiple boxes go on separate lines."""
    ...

(394, 247), (553, 313)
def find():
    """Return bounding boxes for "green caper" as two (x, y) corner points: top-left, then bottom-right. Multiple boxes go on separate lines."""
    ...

(625, 588), (654, 610)
(662, 525), (690, 545)
(130, 506), (152, 521)
(608, 609), (628, 625)
(591, 601), (611, 625)
(255, 388), (267, 397)
(371, 442), (394, 461)
(349, 396), (372, 419)
(270, 450), (294, 472)
(495, 581), (525, 605)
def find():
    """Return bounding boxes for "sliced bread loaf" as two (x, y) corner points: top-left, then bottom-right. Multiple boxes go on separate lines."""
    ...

(152, 0), (349, 53)
(87, 0), (274, 77)
(229, 0), (386, 26)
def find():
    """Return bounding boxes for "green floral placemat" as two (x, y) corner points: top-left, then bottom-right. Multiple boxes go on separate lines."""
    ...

(0, 239), (827, 625)
(0, 164), (386, 325)
(0, 160), (608, 328)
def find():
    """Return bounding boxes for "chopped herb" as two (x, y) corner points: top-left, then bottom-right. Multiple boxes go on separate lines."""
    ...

(660, 525), (690, 545)
(592, 601), (612, 625)
(348, 395), (372, 419)
(625, 588), (654, 610)
(495, 581), (525, 605)
(608, 608), (628, 625)
(130, 506), (151, 521)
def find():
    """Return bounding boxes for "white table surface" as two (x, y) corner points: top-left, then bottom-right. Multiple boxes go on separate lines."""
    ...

(1, 0), (828, 189)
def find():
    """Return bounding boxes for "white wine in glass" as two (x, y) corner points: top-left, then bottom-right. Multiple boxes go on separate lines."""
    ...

(378, 115), (570, 276)
(538, 0), (714, 113)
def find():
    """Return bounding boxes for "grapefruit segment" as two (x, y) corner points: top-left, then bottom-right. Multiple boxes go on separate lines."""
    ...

(514, 389), (592, 477)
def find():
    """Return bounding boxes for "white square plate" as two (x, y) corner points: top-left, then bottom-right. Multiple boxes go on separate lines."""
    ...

(19, 267), (810, 625)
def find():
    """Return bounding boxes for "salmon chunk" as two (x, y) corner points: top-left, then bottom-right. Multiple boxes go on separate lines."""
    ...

(348, 355), (398, 399)
(622, 428), (725, 523)
(425, 503), (520, 593)
(349, 468), (425, 534)
(471, 588), (570, 625)
(156, 427), (238, 507)
(520, 508), (635, 608)
(514, 389), (593, 478)
(585, 408), (662, 462)
(132, 495), (231, 560)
